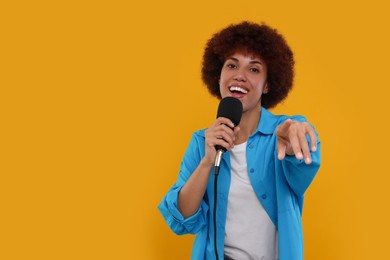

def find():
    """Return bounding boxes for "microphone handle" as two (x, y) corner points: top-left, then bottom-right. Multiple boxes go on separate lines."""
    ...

(214, 149), (224, 171)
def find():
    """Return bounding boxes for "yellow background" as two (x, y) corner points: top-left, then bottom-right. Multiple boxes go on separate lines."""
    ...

(1, 0), (390, 259)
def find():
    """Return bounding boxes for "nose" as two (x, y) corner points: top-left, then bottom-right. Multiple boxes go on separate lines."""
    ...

(233, 69), (246, 82)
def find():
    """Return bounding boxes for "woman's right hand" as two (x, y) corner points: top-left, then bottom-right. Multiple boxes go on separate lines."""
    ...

(203, 117), (240, 166)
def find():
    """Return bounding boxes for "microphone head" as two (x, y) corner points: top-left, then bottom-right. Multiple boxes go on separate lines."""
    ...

(216, 97), (243, 127)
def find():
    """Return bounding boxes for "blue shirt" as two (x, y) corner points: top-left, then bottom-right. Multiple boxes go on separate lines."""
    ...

(158, 108), (321, 260)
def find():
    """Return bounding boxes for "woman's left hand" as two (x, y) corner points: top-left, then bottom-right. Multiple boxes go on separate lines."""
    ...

(275, 119), (317, 164)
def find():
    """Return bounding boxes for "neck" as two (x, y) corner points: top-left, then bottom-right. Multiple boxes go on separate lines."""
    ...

(235, 104), (261, 145)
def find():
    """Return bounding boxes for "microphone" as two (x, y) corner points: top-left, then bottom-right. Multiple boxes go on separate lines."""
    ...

(214, 97), (243, 170)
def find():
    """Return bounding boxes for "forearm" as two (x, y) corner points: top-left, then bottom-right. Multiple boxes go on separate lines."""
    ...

(178, 158), (213, 219)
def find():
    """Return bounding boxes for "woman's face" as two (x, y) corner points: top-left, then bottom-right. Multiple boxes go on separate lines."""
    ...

(219, 51), (268, 113)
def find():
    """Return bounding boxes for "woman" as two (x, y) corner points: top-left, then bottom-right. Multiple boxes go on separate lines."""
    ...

(158, 21), (321, 260)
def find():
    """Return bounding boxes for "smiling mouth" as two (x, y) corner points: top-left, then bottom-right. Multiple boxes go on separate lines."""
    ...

(229, 86), (248, 94)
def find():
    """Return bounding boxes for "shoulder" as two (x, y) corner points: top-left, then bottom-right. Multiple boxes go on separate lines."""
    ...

(184, 129), (206, 150)
(193, 128), (207, 138)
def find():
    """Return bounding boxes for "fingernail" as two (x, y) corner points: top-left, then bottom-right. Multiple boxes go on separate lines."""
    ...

(297, 152), (303, 160)
(305, 157), (312, 164)
(312, 145), (317, 152)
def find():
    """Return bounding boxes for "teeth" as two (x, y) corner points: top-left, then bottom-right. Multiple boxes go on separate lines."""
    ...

(229, 86), (248, 94)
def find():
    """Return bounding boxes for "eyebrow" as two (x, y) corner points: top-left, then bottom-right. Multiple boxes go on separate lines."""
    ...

(226, 57), (263, 65)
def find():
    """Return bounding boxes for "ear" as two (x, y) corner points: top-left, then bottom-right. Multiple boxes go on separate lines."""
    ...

(263, 83), (269, 94)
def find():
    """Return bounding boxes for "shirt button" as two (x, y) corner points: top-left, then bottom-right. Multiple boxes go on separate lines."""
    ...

(249, 144), (254, 149)
(250, 168), (254, 173)
(262, 194), (267, 199)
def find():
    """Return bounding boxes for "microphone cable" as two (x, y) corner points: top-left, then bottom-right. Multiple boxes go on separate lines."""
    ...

(213, 163), (221, 260)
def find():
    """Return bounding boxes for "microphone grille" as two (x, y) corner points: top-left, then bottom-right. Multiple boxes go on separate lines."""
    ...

(216, 97), (243, 126)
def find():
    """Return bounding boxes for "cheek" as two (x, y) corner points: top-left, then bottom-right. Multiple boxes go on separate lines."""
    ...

(219, 71), (228, 83)
(252, 78), (267, 90)
(219, 74), (230, 88)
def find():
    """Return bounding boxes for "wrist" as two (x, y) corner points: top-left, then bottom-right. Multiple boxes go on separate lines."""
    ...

(200, 156), (214, 169)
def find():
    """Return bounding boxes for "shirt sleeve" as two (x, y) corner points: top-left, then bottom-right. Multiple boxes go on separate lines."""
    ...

(280, 117), (321, 197)
(157, 133), (209, 235)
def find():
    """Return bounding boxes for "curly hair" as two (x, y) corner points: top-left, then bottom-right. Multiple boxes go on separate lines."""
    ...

(201, 21), (295, 109)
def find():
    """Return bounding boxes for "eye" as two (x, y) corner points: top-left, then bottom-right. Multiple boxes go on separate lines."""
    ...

(250, 67), (260, 73)
(226, 63), (237, 69)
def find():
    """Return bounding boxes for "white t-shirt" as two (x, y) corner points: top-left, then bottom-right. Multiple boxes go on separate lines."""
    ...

(224, 142), (278, 260)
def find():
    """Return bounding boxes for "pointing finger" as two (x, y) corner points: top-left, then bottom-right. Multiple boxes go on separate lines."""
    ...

(276, 119), (292, 138)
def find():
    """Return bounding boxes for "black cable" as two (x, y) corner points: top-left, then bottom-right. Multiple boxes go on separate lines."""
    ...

(213, 166), (220, 260)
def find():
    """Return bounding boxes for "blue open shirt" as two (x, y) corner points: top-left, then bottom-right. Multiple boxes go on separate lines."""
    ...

(158, 108), (321, 259)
